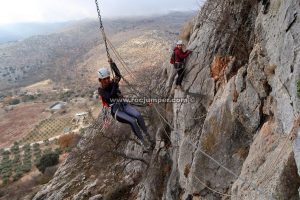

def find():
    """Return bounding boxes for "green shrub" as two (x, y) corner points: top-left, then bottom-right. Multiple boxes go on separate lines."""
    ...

(43, 148), (52, 155)
(54, 147), (62, 155)
(22, 144), (31, 151)
(2, 176), (9, 185)
(34, 152), (41, 162)
(21, 95), (35, 102)
(36, 152), (59, 173)
(1, 160), (12, 174)
(2, 150), (10, 156)
(65, 147), (72, 153)
(44, 139), (50, 146)
(9, 98), (20, 105)
(53, 139), (59, 145)
(29, 95), (36, 100)
(15, 165), (22, 172)
(22, 163), (31, 173)
(23, 156), (32, 164)
(35, 147), (41, 154)
(79, 128), (85, 134)
(34, 159), (39, 165)
(33, 143), (41, 154)
(12, 154), (21, 165)
(24, 154), (31, 161)
(11, 144), (20, 154)
(34, 148), (42, 164)
(33, 143), (40, 149)
(2, 154), (9, 161)
(24, 148), (31, 156)
(0, 190), (5, 197)
(2, 167), (12, 180)
(13, 169), (23, 181)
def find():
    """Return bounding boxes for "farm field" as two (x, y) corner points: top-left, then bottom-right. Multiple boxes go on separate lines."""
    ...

(19, 117), (73, 145)
(0, 98), (99, 149)
(0, 103), (50, 149)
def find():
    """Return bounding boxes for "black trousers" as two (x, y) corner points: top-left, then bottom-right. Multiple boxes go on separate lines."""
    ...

(174, 63), (185, 86)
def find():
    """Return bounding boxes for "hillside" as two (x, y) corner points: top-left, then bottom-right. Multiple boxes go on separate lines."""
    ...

(0, 12), (195, 196)
(0, 12), (195, 93)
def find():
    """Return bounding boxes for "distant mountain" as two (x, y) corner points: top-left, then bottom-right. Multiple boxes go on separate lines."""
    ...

(0, 22), (74, 44)
(0, 11), (196, 92)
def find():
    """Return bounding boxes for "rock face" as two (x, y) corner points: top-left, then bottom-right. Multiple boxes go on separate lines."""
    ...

(32, 0), (300, 199)
(162, 0), (300, 199)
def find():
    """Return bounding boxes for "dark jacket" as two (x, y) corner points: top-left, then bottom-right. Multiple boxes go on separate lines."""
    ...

(98, 62), (125, 113)
(98, 81), (121, 106)
(110, 62), (121, 79)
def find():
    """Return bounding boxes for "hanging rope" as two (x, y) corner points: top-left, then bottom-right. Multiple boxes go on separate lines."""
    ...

(94, 0), (115, 78)
(106, 38), (136, 79)
(95, 0), (110, 59)
(94, 1), (148, 98)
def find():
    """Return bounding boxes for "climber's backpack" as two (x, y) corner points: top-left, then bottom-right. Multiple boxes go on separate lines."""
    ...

(170, 50), (176, 64)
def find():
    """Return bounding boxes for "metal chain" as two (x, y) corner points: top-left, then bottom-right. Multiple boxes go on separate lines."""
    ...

(94, 0), (115, 77)
(95, 0), (110, 59)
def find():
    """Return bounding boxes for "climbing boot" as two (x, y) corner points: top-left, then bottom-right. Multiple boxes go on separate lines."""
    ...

(145, 134), (155, 149)
(140, 140), (151, 153)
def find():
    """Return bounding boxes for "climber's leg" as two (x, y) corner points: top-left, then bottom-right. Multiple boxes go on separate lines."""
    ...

(123, 104), (148, 134)
(175, 63), (185, 86)
(115, 110), (145, 142)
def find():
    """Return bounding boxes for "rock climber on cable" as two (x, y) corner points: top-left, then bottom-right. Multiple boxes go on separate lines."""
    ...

(173, 40), (192, 90)
(97, 58), (155, 151)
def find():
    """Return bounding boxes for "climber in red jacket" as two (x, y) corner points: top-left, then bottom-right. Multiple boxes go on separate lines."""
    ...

(173, 40), (192, 89)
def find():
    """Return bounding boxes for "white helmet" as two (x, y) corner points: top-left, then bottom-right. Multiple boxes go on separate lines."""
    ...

(97, 68), (110, 79)
(176, 40), (183, 45)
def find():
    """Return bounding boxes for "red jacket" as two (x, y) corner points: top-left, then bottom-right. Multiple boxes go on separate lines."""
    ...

(174, 47), (192, 63)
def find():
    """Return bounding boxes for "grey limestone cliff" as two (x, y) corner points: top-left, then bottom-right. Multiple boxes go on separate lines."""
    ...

(32, 0), (300, 199)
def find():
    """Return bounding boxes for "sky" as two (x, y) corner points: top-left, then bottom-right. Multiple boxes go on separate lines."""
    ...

(0, 0), (201, 25)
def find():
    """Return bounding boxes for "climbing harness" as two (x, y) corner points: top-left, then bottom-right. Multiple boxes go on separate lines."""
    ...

(113, 108), (119, 120)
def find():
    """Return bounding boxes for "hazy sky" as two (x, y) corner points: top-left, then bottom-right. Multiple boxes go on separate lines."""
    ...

(0, 0), (201, 25)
